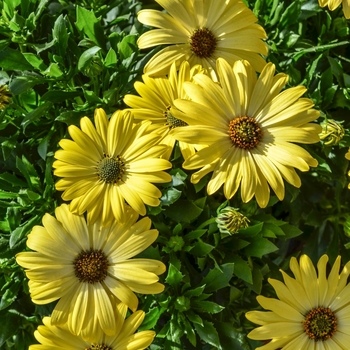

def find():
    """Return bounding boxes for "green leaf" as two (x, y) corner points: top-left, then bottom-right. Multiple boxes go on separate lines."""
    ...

(244, 236), (278, 258)
(0, 279), (21, 311)
(104, 48), (117, 67)
(238, 222), (263, 237)
(0, 47), (33, 70)
(164, 199), (203, 223)
(202, 263), (234, 293)
(279, 1), (301, 28)
(139, 307), (165, 331)
(52, 14), (69, 56)
(165, 263), (184, 288)
(15, 156), (41, 192)
(22, 53), (47, 71)
(0, 310), (21, 347)
(192, 300), (225, 314)
(194, 320), (220, 348)
(183, 317), (196, 346)
(78, 46), (101, 71)
(183, 285), (206, 298)
(160, 187), (181, 206)
(21, 101), (52, 130)
(43, 63), (63, 77)
(190, 239), (214, 257)
(231, 255), (252, 284)
(75, 6), (106, 49)
(9, 76), (49, 95)
(118, 34), (138, 59)
(279, 224), (302, 240)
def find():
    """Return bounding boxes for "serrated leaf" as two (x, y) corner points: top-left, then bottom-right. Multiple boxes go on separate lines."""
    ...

(231, 255), (252, 284)
(183, 284), (206, 298)
(138, 307), (165, 331)
(190, 239), (214, 257)
(9, 215), (40, 248)
(183, 317), (196, 346)
(165, 263), (183, 288)
(164, 199), (203, 223)
(244, 236), (278, 258)
(53, 14), (69, 56)
(202, 263), (234, 293)
(279, 224), (302, 240)
(75, 6), (106, 49)
(160, 187), (181, 206)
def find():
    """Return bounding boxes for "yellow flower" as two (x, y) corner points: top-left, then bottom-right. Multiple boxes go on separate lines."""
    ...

(53, 108), (172, 225)
(319, 0), (350, 19)
(30, 308), (155, 350)
(171, 59), (321, 208)
(246, 254), (350, 350)
(124, 61), (203, 160)
(137, 0), (267, 79)
(16, 204), (166, 341)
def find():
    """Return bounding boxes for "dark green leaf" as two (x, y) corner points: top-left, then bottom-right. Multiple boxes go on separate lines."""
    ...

(244, 236), (278, 258)
(165, 263), (184, 288)
(202, 263), (234, 293)
(194, 320), (220, 348)
(0, 47), (33, 71)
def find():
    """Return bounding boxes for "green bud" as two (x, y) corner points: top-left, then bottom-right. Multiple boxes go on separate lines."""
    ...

(319, 119), (344, 146)
(0, 85), (11, 110)
(216, 206), (249, 235)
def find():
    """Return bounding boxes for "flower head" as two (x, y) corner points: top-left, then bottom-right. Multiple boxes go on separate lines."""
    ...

(318, 0), (350, 19)
(124, 61), (204, 160)
(16, 204), (166, 341)
(246, 254), (350, 349)
(171, 59), (321, 208)
(30, 308), (155, 350)
(137, 0), (267, 79)
(53, 108), (172, 225)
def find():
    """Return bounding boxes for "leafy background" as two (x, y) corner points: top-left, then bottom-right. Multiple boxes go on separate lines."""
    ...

(0, 0), (349, 349)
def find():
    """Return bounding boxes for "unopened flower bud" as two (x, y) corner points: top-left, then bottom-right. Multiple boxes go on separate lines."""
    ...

(0, 85), (11, 110)
(319, 119), (344, 146)
(216, 206), (249, 235)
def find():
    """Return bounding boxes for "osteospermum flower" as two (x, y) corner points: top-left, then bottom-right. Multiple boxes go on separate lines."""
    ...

(246, 254), (350, 349)
(53, 108), (172, 225)
(124, 61), (203, 160)
(16, 204), (166, 341)
(137, 0), (267, 79)
(171, 58), (321, 208)
(318, 0), (350, 19)
(30, 309), (155, 350)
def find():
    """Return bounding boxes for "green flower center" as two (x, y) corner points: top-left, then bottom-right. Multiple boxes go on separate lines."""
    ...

(85, 344), (112, 350)
(164, 106), (187, 129)
(74, 249), (109, 284)
(190, 28), (217, 58)
(229, 116), (262, 149)
(303, 307), (337, 341)
(97, 154), (125, 184)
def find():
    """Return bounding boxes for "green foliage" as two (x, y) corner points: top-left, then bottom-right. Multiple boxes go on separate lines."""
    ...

(0, 0), (350, 349)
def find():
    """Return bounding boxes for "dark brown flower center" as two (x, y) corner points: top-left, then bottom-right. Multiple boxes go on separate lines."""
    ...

(74, 249), (109, 284)
(303, 307), (337, 341)
(229, 116), (262, 149)
(190, 28), (217, 58)
(164, 106), (187, 129)
(85, 344), (112, 350)
(97, 154), (125, 184)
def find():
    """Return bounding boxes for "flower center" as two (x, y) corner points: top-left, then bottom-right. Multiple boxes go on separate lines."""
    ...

(97, 154), (125, 184)
(85, 344), (112, 350)
(303, 307), (337, 341)
(74, 249), (109, 284)
(190, 28), (217, 58)
(229, 116), (262, 149)
(164, 106), (187, 129)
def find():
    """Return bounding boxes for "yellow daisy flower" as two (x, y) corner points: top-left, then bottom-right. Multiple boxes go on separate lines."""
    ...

(137, 0), (267, 79)
(319, 0), (350, 19)
(16, 204), (166, 341)
(171, 58), (321, 208)
(53, 108), (172, 225)
(30, 308), (155, 350)
(124, 61), (203, 160)
(246, 254), (350, 350)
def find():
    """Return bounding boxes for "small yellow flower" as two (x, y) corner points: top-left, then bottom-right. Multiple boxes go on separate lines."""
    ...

(246, 254), (350, 349)
(318, 0), (350, 19)
(29, 306), (155, 350)
(16, 204), (166, 341)
(53, 108), (172, 225)
(124, 61), (204, 160)
(137, 0), (267, 79)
